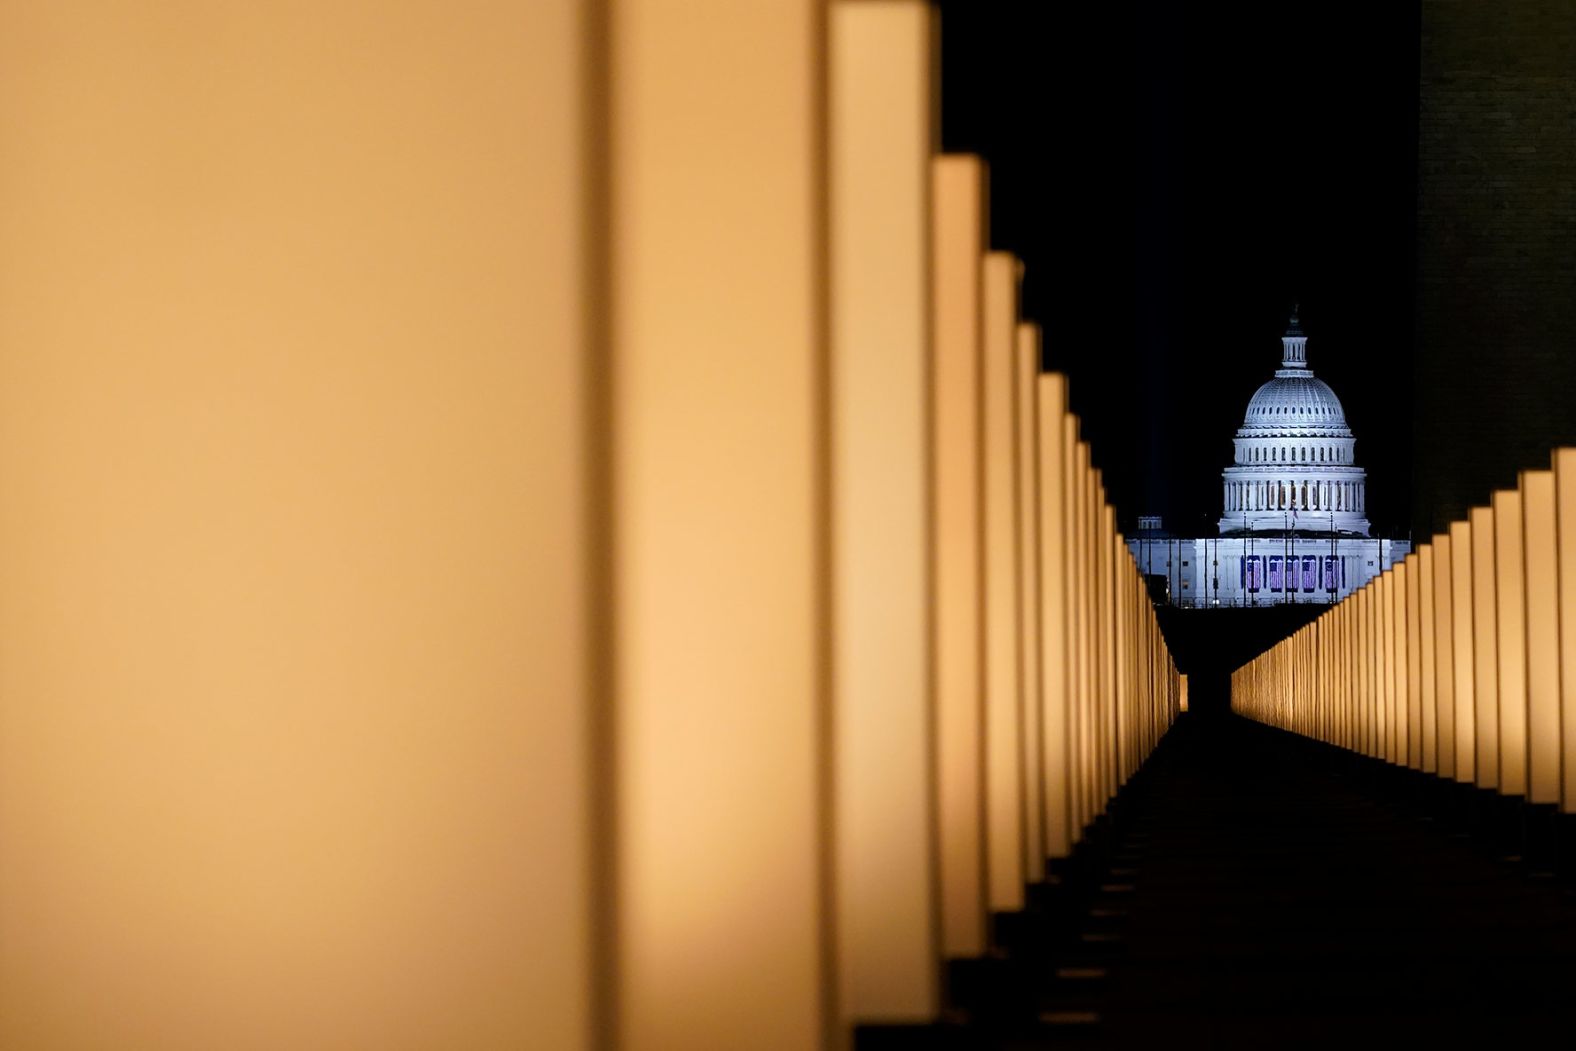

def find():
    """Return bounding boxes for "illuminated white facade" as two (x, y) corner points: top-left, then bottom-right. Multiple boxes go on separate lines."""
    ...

(1129, 311), (1408, 607)
(1218, 310), (1369, 537)
(1128, 533), (1407, 608)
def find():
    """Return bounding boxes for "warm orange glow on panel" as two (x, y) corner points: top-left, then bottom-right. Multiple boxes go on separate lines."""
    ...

(1367, 585), (1380, 758)
(1433, 535), (1457, 779)
(931, 155), (987, 959)
(982, 252), (1024, 911)
(1375, 579), (1386, 759)
(1075, 441), (1094, 835)
(1068, 443), (1086, 835)
(1556, 450), (1576, 812)
(1101, 501), (1119, 805)
(1379, 572), (1395, 764)
(1520, 473), (1559, 805)
(1180, 674), (1190, 712)
(1083, 457), (1099, 822)
(1115, 532), (1131, 784)
(1469, 509), (1499, 789)
(1038, 379), (1072, 859)
(1371, 584), (1384, 759)
(829, 0), (938, 1022)
(612, 2), (829, 1045)
(1492, 490), (1528, 798)
(1353, 589), (1367, 754)
(1451, 520), (1478, 783)
(0, 5), (596, 1047)
(1417, 547), (1438, 774)
(1391, 563), (1408, 765)
(1017, 326), (1045, 882)
(1090, 463), (1103, 806)
(1343, 604), (1355, 749)
(1404, 556), (1423, 770)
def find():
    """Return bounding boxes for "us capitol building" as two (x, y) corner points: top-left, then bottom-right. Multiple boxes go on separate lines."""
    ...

(1130, 310), (1408, 607)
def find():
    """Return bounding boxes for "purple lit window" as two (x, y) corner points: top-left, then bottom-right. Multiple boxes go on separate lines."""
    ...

(1268, 556), (1282, 591)
(1242, 556), (1262, 592)
(1302, 557), (1317, 592)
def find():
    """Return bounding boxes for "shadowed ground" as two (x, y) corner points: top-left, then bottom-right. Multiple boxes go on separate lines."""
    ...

(1046, 711), (1576, 1046)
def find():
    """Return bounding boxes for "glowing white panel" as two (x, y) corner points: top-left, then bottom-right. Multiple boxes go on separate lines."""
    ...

(829, 0), (938, 1022)
(1493, 490), (1528, 798)
(1451, 521), (1478, 783)
(931, 156), (987, 959)
(1469, 508), (1499, 790)
(1038, 376), (1073, 860)
(982, 252), (1024, 912)
(1017, 326), (1044, 882)
(1433, 534), (1458, 779)
(1521, 470), (1560, 805)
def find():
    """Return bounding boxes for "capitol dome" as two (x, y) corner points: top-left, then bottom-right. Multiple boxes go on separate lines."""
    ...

(1218, 310), (1370, 537)
(1242, 375), (1347, 426)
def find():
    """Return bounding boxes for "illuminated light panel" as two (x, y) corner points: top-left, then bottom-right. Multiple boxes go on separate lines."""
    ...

(982, 251), (1024, 912)
(0, 3), (598, 1047)
(1469, 508), (1499, 789)
(1417, 547), (1437, 773)
(931, 155), (987, 959)
(1017, 325), (1045, 883)
(1075, 442), (1094, 835)
(1451, 519), (1478, 783)
(1101, 500), (1119, 804)
(829, 0), (939, 1022)
(611, 1), (830, 1045)
(1493, 490), (1528, 798)
(1379, 572), (1394, 764)
(1405, 554), (1423, 771)
(1521, 470), (1560, 805)
(1038, 375), (1073, 860)
(1555, 450), (1576, 812)
(1431, 533), (1457, 780)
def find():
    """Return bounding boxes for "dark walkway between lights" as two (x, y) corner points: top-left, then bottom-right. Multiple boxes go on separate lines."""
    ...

(883, 708), (1576, 1049)
(1073, 713), (1576, 1045)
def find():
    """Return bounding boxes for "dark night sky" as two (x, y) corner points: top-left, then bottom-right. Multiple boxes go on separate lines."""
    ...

(940, 2), (1422, 540)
